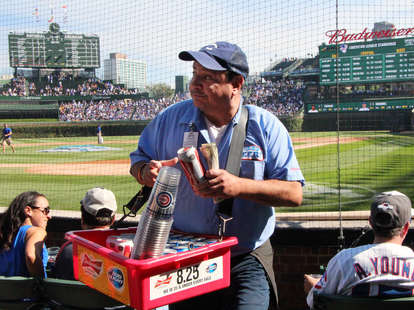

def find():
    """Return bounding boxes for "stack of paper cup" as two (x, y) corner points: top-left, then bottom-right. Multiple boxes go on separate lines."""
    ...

(131, 166), (181, 259)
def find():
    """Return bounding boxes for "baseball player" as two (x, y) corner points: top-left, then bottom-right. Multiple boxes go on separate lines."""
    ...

(2, 123), (15, 153)
(305, 191), (414, 309)
(97, 124), (103, 144)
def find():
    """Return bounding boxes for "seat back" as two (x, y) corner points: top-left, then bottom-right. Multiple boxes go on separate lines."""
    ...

(0, 276), (134, 309)
(42, 278), (132, 309)
(314, 292), (414, 310)
(0, 276), (40, 310)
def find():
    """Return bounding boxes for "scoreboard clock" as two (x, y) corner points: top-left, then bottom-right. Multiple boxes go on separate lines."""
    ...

(8, 23), (100, 69)
(319, 36), (414, 85)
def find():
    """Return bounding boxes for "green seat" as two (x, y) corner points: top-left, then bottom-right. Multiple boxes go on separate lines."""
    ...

(0, 276), (134, 309)
(42, 278), (133, 310)
(314, 292), (414, 310)
(0, 276), (41, 310)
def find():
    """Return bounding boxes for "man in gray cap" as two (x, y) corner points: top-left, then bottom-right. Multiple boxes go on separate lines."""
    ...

(53, 187), (117, 280)
(305, 191), (414, 309)
(130, 41), (304, 309)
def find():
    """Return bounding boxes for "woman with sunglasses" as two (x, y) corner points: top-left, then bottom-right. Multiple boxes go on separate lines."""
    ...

(0, 191), (51, 277)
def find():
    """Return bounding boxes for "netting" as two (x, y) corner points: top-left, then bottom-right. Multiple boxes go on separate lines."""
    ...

(0, 0), (413, 224)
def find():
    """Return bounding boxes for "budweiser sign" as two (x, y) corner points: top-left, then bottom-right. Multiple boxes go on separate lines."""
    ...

(326, 27), (414, 44)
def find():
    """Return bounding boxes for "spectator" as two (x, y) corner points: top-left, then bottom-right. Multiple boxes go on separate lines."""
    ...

(305, 191), (414, 309)
(0, 191), (51, 278)
(53, 187), (117, 280)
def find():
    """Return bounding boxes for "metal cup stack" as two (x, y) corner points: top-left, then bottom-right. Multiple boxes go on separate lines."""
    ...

(131, 166), (181, 259)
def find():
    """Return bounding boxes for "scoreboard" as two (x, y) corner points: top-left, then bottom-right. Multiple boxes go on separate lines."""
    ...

(8, 23), (100, 69)
(319, 36), (414, 85)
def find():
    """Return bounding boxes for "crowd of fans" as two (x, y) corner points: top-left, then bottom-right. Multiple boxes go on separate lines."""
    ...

(1, 76), (27, 96)
(58, 79), (305, 121)
(28, 79), (140, 97)
(307, 84), (414, 101)
(58, 93), (189, 122)
(2, 72), (306, 120)
(245, 79), (305, 116)
(2, 72), (140, 97)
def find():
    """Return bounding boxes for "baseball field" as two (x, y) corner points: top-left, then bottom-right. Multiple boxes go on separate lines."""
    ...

(1, 131), (414, 214)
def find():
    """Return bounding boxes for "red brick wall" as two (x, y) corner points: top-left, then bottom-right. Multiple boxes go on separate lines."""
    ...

(274, 244), (337, 310)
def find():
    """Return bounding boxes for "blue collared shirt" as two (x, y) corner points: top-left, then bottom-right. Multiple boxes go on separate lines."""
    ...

(130, 99), (304, 256)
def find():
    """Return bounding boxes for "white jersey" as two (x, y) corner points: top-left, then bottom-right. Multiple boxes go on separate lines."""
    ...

(307, 243), (414, 309)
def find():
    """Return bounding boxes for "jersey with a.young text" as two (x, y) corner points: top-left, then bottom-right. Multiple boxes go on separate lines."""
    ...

(307, 243), (414, 309)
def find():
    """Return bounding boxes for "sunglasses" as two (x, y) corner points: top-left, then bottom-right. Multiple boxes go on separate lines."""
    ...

(29, 205), (51, 216)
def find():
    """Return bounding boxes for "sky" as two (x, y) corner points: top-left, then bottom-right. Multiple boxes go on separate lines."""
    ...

(0, 0), (413, 87)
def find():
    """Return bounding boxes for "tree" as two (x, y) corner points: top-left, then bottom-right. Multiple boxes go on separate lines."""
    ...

(147, 83), (174, 100)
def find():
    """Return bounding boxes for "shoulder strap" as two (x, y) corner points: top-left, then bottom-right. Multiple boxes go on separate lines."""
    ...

(225, 106), (248, 176)
(217, 106), (248, 217)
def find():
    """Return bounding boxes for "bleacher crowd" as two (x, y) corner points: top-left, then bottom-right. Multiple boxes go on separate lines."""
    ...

(1, 76), (27, 96)
(245, 79), (305, 116)
(59, 93), (189, 122)
(2, 72), (140, 97)
(58, 79), (305, 121)
(2, 72), (306, 120)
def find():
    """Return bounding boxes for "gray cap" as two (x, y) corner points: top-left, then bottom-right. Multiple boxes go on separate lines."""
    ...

(370, 191), (413, 231)
(81, 187), (117, 216)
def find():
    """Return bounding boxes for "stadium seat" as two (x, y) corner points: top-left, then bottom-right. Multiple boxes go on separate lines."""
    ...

(0, 276), (42, 309)
(41, 278), (134, 309)
(0, 276), (134, 310)
(313, 292), (414, 310)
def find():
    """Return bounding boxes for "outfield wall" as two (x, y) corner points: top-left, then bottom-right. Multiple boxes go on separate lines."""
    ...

(8, 120), (150, 138)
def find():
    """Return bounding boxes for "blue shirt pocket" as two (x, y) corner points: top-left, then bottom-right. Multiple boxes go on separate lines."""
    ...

(240, 159), (265, 180)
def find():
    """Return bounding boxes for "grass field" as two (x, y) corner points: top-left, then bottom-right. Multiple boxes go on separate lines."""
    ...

(1, 136), (139, 212)
(287, 131), (414, 212)
(1, 131), (414, 215)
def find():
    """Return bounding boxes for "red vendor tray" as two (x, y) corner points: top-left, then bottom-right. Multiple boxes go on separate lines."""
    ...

(65, 227), (238, 310)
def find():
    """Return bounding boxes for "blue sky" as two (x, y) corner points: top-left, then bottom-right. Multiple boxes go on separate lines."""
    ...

(0, 0), (413, 87)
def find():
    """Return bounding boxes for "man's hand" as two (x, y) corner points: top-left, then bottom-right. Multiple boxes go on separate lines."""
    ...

(139, 158), (178, 187)
(193, 169), (241, 199)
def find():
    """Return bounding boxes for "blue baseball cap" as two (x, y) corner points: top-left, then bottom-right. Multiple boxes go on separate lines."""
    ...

(179, 41), (249, 79)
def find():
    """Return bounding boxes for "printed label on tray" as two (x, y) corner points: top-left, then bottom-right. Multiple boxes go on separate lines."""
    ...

(149, 256), (224, 300)
(77, 244), (131, 305)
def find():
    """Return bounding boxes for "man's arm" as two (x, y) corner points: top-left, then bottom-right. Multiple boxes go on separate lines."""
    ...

(25, 226), (47, 277)
(194, 169), (302, 207)
(304, 274), (321, 293)
(306, 254), (343, 309)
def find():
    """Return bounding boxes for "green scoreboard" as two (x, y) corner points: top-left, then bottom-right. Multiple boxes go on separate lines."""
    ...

(319, 37), (414, 85)
(8, 23), (100, 69)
